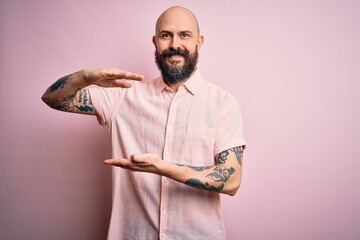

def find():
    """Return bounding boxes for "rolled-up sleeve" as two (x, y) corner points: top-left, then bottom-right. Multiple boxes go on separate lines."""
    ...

(88, 87), (124, 126)
(214, 94), (246, 156)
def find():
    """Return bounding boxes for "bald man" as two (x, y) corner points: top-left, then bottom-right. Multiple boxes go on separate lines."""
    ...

(42, 6), (245, 240)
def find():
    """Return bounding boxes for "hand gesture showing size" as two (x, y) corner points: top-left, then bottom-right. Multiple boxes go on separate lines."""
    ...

(84, 68), (144, 88)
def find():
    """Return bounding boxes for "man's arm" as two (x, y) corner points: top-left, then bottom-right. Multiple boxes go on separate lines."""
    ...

(42, 71), (95, 114)
(104, 146), (245, 196)
(41, 68), (144, 114)
(178, 146), (244, 195)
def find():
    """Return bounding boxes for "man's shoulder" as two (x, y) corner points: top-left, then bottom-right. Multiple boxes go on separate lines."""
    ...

(200, 79), (238, 104)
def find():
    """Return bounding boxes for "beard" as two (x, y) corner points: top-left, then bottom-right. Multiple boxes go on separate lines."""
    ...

(155, 48), (198, 85)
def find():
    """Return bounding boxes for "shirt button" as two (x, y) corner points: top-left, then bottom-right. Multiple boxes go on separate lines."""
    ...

(168, 125), (172, 130)
(165, 151), (169, 156)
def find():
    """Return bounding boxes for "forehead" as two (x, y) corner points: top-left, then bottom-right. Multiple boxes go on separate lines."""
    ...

(156, 8), (199, 34)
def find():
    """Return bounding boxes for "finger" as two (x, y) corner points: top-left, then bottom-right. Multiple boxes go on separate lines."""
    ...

(111, 80), (133, 88)
(104, 158), (132, 168)
(123, 72), (144, 81)
(104, 159), (120, 166)
(104, 158), (153, 172)
(106, 70), (144, 81)
(130, 154), (143, 163)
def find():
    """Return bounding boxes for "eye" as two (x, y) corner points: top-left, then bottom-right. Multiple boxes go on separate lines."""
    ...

(181, 33), (190, 38)
(161, 33), (171, 39)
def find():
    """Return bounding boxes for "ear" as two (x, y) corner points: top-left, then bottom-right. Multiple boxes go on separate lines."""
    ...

(152, 36), (157, 48)
(197, 35), (204, 50)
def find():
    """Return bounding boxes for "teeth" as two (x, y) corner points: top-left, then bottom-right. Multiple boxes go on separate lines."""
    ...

(171, 60), (180, 65)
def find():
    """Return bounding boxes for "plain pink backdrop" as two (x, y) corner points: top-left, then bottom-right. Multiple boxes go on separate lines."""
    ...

(1, 0), (360, 239)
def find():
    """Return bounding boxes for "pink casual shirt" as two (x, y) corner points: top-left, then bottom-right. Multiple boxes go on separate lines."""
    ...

(89, 70), (245, 240)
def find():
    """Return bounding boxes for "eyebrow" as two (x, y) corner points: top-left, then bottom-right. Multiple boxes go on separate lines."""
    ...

(159, 30), (172, 35)
(158, 30), (193, 35)
(180, 30), (192, 35)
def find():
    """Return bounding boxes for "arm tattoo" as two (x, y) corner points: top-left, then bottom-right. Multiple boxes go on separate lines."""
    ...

(189, 166), (213, 171)
(76, 105), (93, 112)
(180, 164), (235, 193)
(176, 164), (213, 172)
(179, 146), (244, 192)
(217, 150), (229, 164)
(42, 97), (75, 112)
(230, 146), (244, 166)
(49, 74), (71, 93)
(131, 163), (155, 168)
(217, 146), (244, 165)
(206, 165), (235, 182)
(185, 179), (224, 192)
(43, 89), (93, 113)
(63, 92), (77, 102)
(75, 89), (94, 112)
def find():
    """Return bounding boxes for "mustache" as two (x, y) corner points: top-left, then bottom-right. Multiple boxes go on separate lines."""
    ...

(160, 48), (189, 58)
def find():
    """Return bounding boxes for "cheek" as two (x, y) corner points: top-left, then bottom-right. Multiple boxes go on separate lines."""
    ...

(156, 41), (169, 52)
(184, 42), (198, 53)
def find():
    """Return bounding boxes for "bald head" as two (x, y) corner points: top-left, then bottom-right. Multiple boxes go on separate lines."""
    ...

(153, 6), (204, 86)
(155, 6), (200, 36)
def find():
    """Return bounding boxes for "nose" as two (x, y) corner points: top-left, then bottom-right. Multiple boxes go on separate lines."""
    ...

(169, 36), (181, 49)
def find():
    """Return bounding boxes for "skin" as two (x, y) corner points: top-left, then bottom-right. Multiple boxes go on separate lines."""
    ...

(41, 68), (144, 114)
(42, 6), (244, 196)
(104, 146), (244, 196)
(153, 6), (204, 92)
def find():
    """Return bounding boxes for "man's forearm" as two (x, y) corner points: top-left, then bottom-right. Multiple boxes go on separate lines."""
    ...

(103, 147), (244, 196)
(42, 70), (93, 113)
(169, 147), (243, 195)
(164, 163), (241, 196)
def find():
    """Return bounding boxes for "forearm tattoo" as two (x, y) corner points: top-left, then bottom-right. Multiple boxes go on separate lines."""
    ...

(44, 73), (94, 113)
(44, 74), (75, 111)
(181, 146), (244, 193)
(42, 97), (75, 112)
(184, 166), (234, 192)
(185, 179), (224, 192)
(49, 74), (71, 93)
(206, 165), (235, 182)
(176, 164), (213, 172)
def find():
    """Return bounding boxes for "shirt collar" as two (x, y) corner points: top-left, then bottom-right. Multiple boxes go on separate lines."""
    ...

(154, 69), (203, 96)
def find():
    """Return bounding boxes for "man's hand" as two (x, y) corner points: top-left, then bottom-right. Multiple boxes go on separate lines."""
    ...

(103, 146), (244, 196)
(42, 68), (144, 114)
(83, 68), (144, 88)
(104, 154), (163, 175)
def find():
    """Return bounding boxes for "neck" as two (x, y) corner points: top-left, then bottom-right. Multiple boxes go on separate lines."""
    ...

(163, 69), (196, 92)
(166, 80), (186, 92)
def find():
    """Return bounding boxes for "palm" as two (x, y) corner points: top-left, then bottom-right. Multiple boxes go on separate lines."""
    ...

(86, 68), (144, 88)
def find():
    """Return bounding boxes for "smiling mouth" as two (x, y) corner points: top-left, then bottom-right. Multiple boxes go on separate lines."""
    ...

(167, 55), (183, 66)
(170, 60), (181, 65)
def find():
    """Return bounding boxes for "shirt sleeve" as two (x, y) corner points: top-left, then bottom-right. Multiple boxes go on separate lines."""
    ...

(88, 87), (125, 126)
(214, 93), (246, 155)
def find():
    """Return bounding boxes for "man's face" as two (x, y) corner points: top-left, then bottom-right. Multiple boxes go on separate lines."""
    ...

(153, 7), (204, 84)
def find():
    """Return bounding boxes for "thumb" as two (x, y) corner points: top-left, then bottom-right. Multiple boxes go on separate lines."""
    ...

(130, 154), (143, 163)
(111, 80), (133, 88)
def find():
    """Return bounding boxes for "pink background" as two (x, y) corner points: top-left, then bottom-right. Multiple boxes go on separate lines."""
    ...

(1, 0), (360, 239)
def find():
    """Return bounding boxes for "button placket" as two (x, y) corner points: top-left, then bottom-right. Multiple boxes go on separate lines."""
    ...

(159, 93), (179, 239)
